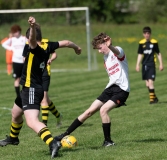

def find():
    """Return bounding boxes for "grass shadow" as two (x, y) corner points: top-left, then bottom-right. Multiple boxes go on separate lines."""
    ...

(42, 148), (81, 158)
(157, 101), (167, 104)
(89, 146), (103, 150)
(133, 138), (166, 143)
(81, 123), (93, 127)
(57, 123), (93, 130)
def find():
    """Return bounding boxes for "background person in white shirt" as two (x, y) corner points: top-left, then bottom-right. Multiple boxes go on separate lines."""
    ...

(2, 25), (27, 97)
(55, 32), (130, 148)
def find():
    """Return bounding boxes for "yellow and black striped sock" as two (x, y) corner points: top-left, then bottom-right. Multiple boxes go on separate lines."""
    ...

(49, 101), (60, 118)
(38, 127), (53, 145)
(10, 121), (23, 138)
(41, 106), (49, 125)
(149, 89), (156, 102)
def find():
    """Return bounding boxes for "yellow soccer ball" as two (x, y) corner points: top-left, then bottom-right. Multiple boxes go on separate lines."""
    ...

(61, 135), (77, 148)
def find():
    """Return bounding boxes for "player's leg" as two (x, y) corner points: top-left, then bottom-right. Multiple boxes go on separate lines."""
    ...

(41, 91), (49, 125)
(14, 77), (20, 97)
(13, 63), (23, 97)
(48, 97), (62, 127)
(22, 87), (61, 158)
(24, 109), (61, 158)
(147, 79), (158, 104)
(100, 85), (129, 147)
(0, 97), (23, 146)
(100, 100), (117, 147)
(42, 74), (62, 127)
(144, 65), (158, 104)
(55, 99), (103, 141)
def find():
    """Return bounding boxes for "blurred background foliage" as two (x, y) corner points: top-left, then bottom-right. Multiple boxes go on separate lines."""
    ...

(0, 0), (167, 25)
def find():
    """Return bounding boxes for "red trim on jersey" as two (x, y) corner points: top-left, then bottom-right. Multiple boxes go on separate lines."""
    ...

(104, 60), (107, 69)
(114, 54), (125, 61)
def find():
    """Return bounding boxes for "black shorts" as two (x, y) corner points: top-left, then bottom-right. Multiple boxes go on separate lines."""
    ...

(142, 64), (156, 81)
(13, 62), (24, 79)
(21, 87), (44, 111)
(15, 96), (22, 109)
(42, 76), (50, 91)
(97, 85), (129, 108)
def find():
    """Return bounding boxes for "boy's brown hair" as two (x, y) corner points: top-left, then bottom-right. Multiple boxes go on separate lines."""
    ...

(92, 32), (108, 49)
(26, 24), (42, 41)
(10, 25), (21, 33)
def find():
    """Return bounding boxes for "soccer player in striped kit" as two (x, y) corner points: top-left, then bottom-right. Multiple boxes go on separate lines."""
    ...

(0, 16), (81, 158)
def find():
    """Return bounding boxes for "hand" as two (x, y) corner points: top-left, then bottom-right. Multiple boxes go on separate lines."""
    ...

(159, 65), (164, 71)
(47, 59), (52, 65)
(104, 36), (112, 47)
(28, 17), (36, 26)
(136, 65), (140, 72)
(74, 47), (81, 55)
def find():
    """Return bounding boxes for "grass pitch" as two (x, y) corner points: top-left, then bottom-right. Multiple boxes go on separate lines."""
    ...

(0, 23), (167, 160)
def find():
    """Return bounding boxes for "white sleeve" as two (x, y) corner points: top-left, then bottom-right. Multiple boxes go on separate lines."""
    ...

(115, 46), (124, 58)
(2, 38), (12, 50)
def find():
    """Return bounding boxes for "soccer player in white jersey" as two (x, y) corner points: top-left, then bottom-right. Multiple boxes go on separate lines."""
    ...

(2, 25), (27, 97)
(55, 32), (130, 148)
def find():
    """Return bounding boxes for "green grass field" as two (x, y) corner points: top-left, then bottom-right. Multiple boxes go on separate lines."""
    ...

(0, 23), (167, 160)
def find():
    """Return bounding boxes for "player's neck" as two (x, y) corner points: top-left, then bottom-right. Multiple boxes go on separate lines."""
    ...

(37, 41), (41, 45)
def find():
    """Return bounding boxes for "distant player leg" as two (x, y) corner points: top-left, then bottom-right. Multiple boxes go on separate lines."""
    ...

(14, 78), (20, 97)
(48, 98), (62, 127)
(42, 73), (62, 127)
(41, 91), (49, 125)
(13, 62), (24, 97)
(146, 79), (158, 104)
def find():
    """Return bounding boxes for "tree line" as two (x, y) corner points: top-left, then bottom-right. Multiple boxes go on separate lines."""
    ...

(0, 0), (167, 24)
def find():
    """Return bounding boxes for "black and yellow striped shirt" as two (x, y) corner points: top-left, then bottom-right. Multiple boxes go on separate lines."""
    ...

(137, 38), (160, 66)
(21, 42), (59, 88)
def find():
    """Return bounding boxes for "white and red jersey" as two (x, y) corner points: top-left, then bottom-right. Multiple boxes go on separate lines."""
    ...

(2, 35), (27, 63)
(104, 46), (130, 92)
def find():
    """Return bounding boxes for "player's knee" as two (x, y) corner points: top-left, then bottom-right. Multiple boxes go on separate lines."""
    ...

(11, 109), (22, 122)
(84, 110), (93, 118)
(100, 107), (107, 117)
(41, 99), (47, 106)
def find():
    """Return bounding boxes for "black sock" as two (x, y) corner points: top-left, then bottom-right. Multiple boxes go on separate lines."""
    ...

(15, 86), (20, 97)
(102, 123), (111, 142)
(65, 118), (83, 135)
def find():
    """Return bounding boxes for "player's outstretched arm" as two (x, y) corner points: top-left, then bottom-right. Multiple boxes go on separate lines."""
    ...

(28, 16), (37, 49)
(104, 36), (120, 55)
(58, 40), (81, 55)
(109, 45), (120, 55)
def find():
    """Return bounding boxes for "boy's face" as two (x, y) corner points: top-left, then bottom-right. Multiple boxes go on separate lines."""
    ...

(96, 43), (110, 55)
(143, 32), (151, 40)
(12, 31), (20, 38)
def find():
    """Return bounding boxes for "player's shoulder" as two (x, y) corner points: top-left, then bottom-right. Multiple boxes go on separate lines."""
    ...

(20, 35), (26, 39)
(150, 38), (158, 43)
(139, 39), (146, 44)
(42, 38), (49, 43)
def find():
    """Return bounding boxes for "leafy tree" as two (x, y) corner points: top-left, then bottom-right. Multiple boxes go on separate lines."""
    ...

(138, 0), (167, 23)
